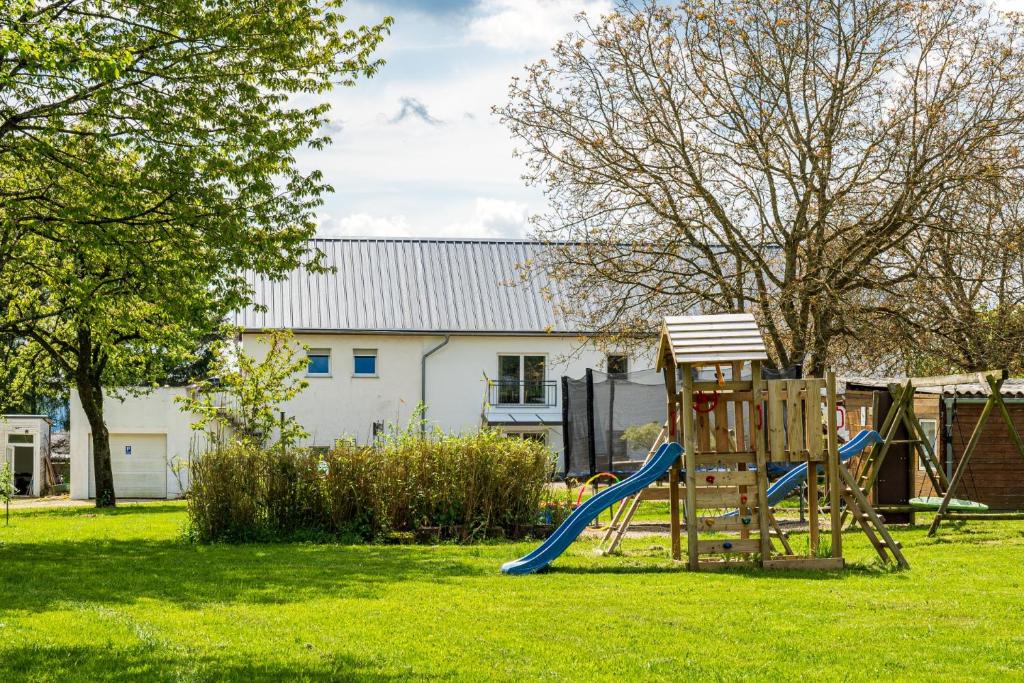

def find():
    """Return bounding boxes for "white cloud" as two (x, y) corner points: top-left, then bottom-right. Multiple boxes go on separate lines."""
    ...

(467, 0), (612, 52)
(317, 197), (531, 239)
(317, 212), (412, 237)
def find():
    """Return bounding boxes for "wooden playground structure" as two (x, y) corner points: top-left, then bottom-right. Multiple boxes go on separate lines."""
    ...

(599, 313), (906, 571)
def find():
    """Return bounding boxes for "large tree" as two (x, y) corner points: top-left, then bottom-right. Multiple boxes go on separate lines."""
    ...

(499, 0), (1024, 373)
(0, 1), (389, 505)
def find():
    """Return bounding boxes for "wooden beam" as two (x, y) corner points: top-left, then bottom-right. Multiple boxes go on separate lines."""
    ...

(927, 383), (1000, 537)
(681, 364), (698, 569)
(752, 360), (772, 564)
(826, 371), (843, 559)
(664, 366), (681, 561)
(904, 369), (1008, 388)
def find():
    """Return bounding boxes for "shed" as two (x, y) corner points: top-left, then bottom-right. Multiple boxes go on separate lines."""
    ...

(1, 415), (53, 497)
(842, 377), (1024, 511)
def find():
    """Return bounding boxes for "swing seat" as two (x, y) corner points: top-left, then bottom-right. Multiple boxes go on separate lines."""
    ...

(910, 496), (989, 512)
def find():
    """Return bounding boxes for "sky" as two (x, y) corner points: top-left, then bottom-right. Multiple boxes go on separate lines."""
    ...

(302, 0), (611, 240)
(308, 0), (1024, 241)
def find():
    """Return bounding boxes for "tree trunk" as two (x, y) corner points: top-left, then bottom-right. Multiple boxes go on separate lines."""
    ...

(75, 328), (116, 507)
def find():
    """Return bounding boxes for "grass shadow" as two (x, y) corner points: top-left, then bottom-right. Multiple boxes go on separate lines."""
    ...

(0, 537), (484, 612)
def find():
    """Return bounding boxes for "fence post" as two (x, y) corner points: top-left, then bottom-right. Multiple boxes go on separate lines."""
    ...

(585, 369), (597, 476)
(561, 376), (571, 475)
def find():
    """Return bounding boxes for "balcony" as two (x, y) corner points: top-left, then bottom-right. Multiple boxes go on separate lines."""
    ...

(484, 379), (561, 425)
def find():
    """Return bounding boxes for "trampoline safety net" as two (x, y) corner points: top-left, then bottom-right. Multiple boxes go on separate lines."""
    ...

(562, 368), (667, 478)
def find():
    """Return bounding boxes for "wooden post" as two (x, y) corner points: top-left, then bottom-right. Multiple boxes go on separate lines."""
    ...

(926, 386), (998, 536)
(681, 363), (699, 570)
(826, 371), (843, 559)
(663, 366), (681, 561)
(752, 360), (771, 565)
(807, 454), (819, 556)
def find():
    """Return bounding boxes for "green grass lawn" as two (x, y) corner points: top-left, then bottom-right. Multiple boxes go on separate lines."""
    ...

(2, 503), (1024, 682)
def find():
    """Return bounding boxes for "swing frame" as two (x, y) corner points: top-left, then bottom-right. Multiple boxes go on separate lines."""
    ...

(844, 377), (951, 527)
(927, 371), (1024, 536)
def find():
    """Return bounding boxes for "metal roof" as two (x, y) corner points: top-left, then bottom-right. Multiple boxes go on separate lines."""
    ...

(657, 313), (769, 368)
(233, 238), (581, 334)
(842, 377), (1024, 398)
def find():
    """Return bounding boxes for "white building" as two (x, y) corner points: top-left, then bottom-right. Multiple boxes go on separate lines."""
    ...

(70, 238), (653, 499)
(2, 414), (52, 497)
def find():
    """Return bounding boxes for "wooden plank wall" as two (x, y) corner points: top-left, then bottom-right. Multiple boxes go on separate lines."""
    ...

(948, 402), (1024, 510)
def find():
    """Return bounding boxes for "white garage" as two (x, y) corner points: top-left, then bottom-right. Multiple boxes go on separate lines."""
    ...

(88, 433), (168, 499)
(71, 387), (202, 500)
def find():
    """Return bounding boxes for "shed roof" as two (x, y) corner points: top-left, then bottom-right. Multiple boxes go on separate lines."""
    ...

(657, 313), (768, 368)
(842, 377), (1024, 399)
(233, 238), (582, 335)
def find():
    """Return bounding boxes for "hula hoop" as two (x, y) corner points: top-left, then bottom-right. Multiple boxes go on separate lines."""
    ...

(575, 472), (620, 506)
(694, 390), (718, 414)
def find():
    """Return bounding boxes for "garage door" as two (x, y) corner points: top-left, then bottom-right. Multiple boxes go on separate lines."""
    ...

(89, 434), (167, 499)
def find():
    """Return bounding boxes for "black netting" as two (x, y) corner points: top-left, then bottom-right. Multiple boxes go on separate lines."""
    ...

(563, 368), (667, 477)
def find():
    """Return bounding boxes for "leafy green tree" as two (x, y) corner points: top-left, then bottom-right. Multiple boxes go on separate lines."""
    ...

(178, 330), (311, 450)
(0, 1), (390, 505)
(0, 461), (12, 525)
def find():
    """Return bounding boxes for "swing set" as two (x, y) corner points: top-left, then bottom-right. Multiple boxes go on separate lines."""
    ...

(846, 370), (1024, 536)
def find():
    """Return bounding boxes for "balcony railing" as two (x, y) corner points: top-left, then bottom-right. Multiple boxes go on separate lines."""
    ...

(488, 380), (558, 407)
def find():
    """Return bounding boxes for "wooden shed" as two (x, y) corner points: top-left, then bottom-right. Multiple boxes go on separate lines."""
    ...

(842, 377), (1024, 512)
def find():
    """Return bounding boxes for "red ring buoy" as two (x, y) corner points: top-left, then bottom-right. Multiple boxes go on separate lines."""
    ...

(693, 390), (718, 413)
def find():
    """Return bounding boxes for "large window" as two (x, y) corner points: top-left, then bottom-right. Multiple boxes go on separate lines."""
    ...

(353, 349), (378, 377)
(919, 418), (937, 470)
(497, 354), (546, 405)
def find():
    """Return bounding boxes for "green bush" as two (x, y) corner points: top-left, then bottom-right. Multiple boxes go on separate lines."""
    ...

(186, 431), (554, 543)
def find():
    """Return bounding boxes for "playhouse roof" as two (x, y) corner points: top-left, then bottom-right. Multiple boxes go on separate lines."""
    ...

(657, 313), (768, 369)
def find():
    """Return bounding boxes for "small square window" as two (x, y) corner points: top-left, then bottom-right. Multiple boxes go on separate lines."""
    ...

(307, 351), (331, 376)
(354, 349), (377, 376)
(607, 354), (628, 375)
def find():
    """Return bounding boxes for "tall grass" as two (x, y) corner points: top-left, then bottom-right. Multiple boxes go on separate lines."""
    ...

(187, 430), (553, 543)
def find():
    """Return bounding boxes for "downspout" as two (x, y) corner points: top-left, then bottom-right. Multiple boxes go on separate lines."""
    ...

(420, 335), (450, 435)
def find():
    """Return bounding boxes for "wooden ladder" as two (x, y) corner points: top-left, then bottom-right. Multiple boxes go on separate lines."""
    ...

(837, 464), (909, 569)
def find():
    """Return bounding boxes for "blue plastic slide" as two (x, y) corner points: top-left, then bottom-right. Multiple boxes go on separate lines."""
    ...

(762, 429), (882, 507)
(501, 442), (684, 575)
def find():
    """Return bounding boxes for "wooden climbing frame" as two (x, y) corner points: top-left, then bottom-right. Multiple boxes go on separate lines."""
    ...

(633, 313), (908, 571)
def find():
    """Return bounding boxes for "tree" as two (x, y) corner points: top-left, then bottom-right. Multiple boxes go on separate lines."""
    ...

(178, 330), (311, 450)
(0, 1), (390, 505)
(498, 0), (1024, 373)
(854, 181), (1024, 375)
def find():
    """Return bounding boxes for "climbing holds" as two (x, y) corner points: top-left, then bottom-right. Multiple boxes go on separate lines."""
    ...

(703, 518), (715, 528)
(705, 474), (716, 484)
(722, 542), (733, 550)
(741, 517), (751, 525)
(740, 494), (748, 504)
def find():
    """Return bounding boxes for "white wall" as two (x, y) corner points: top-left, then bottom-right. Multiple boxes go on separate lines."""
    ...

(243, 332), (654, 452)
(70, 387), (206, 500)
(70, 333), (655, 499)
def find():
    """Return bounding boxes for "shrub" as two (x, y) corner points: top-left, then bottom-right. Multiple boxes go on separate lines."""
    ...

(186, 430), (554, 543)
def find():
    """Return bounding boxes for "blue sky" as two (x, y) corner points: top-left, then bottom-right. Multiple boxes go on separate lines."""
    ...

(301, 0), (611, 239)
(306, 0), (1024, 240)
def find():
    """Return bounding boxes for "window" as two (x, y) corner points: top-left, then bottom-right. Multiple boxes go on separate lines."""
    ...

(919, 418), (938, 470)
(497, 354), (547, 404)
(307, 350), (331, 377)
(353, 349), (377, 377)
(607, 354), (629, 375)
(505, 430), (548, 445)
